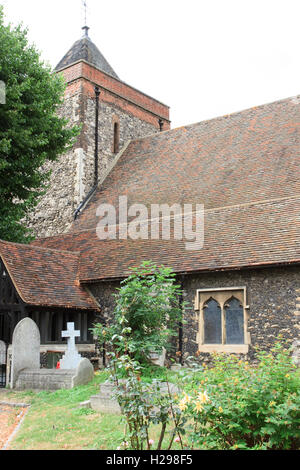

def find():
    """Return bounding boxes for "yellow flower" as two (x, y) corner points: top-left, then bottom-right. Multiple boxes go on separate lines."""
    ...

(194, 401), (204, 413)
(179, 400), (187, 411)
(269, 401), (276, 407)
(218, 407), (224, 413)
(183, 393), (191, 404)
(198, 391), (209, 404)
(285, 374), (290, 378)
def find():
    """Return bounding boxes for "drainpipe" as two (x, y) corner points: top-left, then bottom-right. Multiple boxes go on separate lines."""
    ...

(158, 119), (164, 132)
(94, 86), (100, 185)
(74, 86), (101, 220)
(178, 275), (184, 365)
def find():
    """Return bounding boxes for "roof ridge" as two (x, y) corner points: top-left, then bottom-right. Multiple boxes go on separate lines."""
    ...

(69, 194), (300, 236)
(0, 239), (80, 256)
(126, 93), (300, 144)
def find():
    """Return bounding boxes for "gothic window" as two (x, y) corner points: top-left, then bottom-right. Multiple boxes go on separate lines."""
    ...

(204, 298), (222, 344)
(195, 288), (249, 353)
(224, 297), (244, 344)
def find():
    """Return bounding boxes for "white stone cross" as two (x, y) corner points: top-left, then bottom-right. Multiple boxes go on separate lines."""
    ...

(62, 323), (80, 351)
(60, 323), (82, 370)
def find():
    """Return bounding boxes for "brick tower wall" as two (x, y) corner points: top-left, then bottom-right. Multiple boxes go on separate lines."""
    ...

(26, 62), (170, 238)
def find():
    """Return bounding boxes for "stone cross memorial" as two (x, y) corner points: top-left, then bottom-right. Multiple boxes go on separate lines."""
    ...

(9, 319), (94, 390)
(60, 323), (83, 370)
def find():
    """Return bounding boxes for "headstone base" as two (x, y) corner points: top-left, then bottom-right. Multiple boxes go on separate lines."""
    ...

(15, 358), (94, 391)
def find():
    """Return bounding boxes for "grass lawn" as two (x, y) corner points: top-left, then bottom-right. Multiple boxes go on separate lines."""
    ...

(1, 370), (182, 450)
(2, 356), (298, 450)
(1, 372), (125, 450)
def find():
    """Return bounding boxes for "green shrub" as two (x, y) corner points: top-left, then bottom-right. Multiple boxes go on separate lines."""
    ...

(93, 261), (186, 364)
(178, 342), (300, 450)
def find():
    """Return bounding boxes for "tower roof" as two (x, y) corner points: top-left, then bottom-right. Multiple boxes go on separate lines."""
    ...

(55, 28), (119, 79)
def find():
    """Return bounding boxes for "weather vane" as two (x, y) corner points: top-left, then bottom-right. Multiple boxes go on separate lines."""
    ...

(82, 0), (90, 37)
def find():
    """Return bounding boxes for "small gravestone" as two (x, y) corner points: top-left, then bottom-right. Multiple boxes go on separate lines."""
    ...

(0, 341), (6, 365)
(10, 318), (40, 388)
(90, 380), (180, 414)
(148, 348), (166, 367)
(60, 323), (83, 370)
(90, 382), (122, 415)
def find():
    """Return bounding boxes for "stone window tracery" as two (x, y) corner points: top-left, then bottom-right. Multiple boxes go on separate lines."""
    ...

(194, 287), (250, 354)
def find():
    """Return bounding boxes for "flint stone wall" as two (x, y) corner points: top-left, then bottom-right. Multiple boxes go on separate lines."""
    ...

(181, 266), (300, 363)
(26, 90), (158, 239)
(89, 266), (300, 365)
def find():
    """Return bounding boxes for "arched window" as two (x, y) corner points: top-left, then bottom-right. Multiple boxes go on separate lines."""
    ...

(195, 288), (249, 353)
(224, 297), (244, 344)
(204, 298), (222, 344)
(113, 122), (120, 154)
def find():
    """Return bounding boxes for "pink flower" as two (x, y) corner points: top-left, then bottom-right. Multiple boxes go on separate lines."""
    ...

(148, 439), (154, 446)
(175, 436), (181, 443)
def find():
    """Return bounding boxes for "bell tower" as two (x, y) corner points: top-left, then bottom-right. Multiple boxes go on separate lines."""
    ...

(27, 23), (170, 239)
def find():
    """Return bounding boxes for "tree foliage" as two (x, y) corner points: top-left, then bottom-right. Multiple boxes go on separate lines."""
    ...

(94, 261), (186, 365)
(0, 6), (79, 242)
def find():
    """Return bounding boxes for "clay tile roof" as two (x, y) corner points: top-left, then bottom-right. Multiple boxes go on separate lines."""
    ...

(55, 35), (119, 79)
(33, 197), (300, 281)
(0, 240), (100, 311)
(72, 96), (300, 233)
(32, 95), (300, 281)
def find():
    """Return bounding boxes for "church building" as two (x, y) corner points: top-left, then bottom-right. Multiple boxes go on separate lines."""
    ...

(0, 26), (299, 381)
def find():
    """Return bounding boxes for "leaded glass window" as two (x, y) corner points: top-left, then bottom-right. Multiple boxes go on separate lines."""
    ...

(204, 298), (222, 344)
(195, 288), (248, 351)
(224, 297), (244, 344)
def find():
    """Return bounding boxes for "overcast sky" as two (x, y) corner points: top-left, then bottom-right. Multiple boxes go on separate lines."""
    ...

(1, 0), (300, 128)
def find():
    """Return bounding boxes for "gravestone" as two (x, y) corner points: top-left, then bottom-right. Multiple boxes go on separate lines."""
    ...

(90, 380), (180, 414)
(10, 318), (40, 388)
(10, 319), (94, 390)
(90, 382), (122, 415)
(0, 341), (6, 365)
(148, 348), (166, 367)
(0, 340), (6, 388)
(60, 323), (83, 370)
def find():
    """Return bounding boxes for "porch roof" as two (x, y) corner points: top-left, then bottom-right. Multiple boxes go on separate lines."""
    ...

(0, 240), (100, 311)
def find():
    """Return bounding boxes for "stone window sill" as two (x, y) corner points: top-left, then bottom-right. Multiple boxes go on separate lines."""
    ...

(198, 344), (249, 354)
